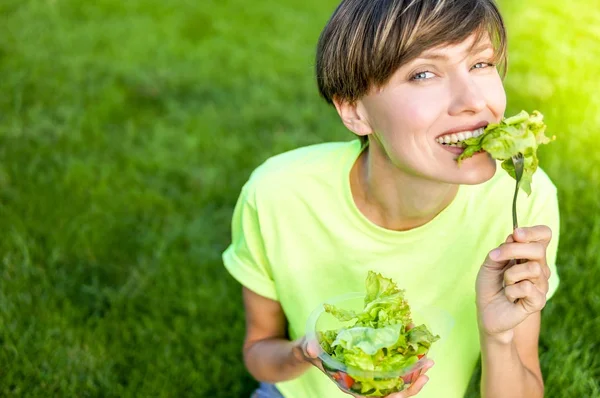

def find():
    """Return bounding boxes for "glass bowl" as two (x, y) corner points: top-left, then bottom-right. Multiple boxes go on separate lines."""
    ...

(305, 292), (453, 397)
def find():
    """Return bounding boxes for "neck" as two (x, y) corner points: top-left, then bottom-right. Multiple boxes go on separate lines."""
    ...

(350, 143), (459, 231)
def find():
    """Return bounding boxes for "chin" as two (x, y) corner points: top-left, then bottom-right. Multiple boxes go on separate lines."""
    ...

(455, 155), (497, 185)
(434, 154), (497, 185)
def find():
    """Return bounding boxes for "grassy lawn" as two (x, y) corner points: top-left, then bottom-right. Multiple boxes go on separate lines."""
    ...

(0, 0), (598, 397)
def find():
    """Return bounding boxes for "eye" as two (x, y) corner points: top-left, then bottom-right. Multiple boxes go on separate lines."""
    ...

(472, 62), (495, 70)
(411, 71), (436, 81)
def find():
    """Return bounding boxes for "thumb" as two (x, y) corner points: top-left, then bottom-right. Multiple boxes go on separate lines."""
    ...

(482, 234), (517, 270)
(483, 234), (515, 270)
(483, 245), (509, 271)
(304, 338), (321, 358)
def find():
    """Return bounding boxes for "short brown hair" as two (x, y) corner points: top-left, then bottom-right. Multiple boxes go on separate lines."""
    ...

(315, 0), (507, 142)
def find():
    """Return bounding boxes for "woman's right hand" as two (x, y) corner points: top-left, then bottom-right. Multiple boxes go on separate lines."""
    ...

(291, 336), (434, 397)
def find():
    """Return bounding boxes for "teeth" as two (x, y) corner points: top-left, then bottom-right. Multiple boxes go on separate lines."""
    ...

(437, 126), (486, 145)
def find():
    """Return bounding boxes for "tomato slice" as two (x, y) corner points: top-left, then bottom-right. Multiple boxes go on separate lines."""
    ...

(335, 372), (355, 389)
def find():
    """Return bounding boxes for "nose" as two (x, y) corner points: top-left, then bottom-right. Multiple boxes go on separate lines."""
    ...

(448, 74), (486, 116)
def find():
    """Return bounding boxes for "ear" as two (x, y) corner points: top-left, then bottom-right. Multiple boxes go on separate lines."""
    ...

(332, 97), (374, 137)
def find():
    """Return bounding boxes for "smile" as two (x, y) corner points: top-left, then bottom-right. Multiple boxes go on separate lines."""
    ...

(435, 127), (485, 147)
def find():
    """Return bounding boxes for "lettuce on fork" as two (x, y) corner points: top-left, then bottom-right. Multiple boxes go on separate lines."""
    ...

(317, 271), (439, 396)
(456, 110), (556, 195)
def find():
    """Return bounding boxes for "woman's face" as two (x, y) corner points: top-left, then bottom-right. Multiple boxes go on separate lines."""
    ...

(359, 32), (507, 184)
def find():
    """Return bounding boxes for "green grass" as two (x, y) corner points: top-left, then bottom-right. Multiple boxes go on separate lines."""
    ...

(0, 0), (598, 397)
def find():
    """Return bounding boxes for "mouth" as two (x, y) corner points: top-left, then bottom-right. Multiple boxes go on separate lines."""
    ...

(435, 126), (486, 146)
(435, 122), (489, 156)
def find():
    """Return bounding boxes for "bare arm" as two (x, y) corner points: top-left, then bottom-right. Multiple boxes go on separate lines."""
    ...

(477, 226), (554, 398)
(241, 287), (311, 383)
(480, 312), (544, 398)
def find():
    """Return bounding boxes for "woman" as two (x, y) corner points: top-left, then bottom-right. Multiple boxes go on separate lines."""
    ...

(223, 0), (560, 396)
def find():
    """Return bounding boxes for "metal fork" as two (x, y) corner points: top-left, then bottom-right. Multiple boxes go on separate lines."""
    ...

(511, 152), (524, 231)
(511, 152), (525, 271)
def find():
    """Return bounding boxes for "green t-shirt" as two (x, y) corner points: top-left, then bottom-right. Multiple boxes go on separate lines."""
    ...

(222, 140), (560, 398)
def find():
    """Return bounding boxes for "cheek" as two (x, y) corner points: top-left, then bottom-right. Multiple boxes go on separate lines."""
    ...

(371, 94), (439, 167)
(400, 100), (438, 131)
(377, 92), (440, 135)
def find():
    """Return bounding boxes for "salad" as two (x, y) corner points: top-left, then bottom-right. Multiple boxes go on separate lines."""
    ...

(456, 110), (556, 195)
(316, 271), (439, 396)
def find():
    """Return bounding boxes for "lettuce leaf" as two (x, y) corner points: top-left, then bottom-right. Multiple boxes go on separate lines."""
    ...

(407, 324), (438, 355)
(352, 375), (406, 396)
(325, 271), (413, 330)
(364, 270), (400, 304)
(332, 324), (403, 355)
(456, 110), (555, 196)
(323, 304), (358, 322)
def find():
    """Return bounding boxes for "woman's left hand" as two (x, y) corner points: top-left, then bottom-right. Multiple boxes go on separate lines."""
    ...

(476, 225), (553, 339)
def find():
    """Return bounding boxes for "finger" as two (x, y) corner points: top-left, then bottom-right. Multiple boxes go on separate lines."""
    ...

(483, 248), (510, 271)
(299, 338), (325, 370)
(394, 375), (429, 397)
(484, 237), (517, 271)
(504, 261), (550, 291)
(393, 360), (433, 397)
(504, 280), (547, 313)
(489, 241), (546, 263)
(304, 338), (321, 359)
(513, 226), (552, 246)
(420, 359), (434, 372)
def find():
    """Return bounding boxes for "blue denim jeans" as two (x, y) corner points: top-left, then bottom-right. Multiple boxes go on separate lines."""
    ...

(251, 383), (285, 398)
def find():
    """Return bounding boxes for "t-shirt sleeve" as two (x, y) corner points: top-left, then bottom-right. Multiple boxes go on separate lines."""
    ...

(523, 174), (561, 300)
(222, 182), (278, 301)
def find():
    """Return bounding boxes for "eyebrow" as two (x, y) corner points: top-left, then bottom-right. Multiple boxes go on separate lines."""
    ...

(417, 43), (494, 61)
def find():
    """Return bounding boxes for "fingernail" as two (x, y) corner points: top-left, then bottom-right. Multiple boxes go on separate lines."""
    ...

(490, 249), (501, 261)
(515, 228), (524, 237)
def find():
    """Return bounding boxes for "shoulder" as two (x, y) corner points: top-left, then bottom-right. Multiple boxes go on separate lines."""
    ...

(241, 140), (359, 204)
(252, 140), (357, 180)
